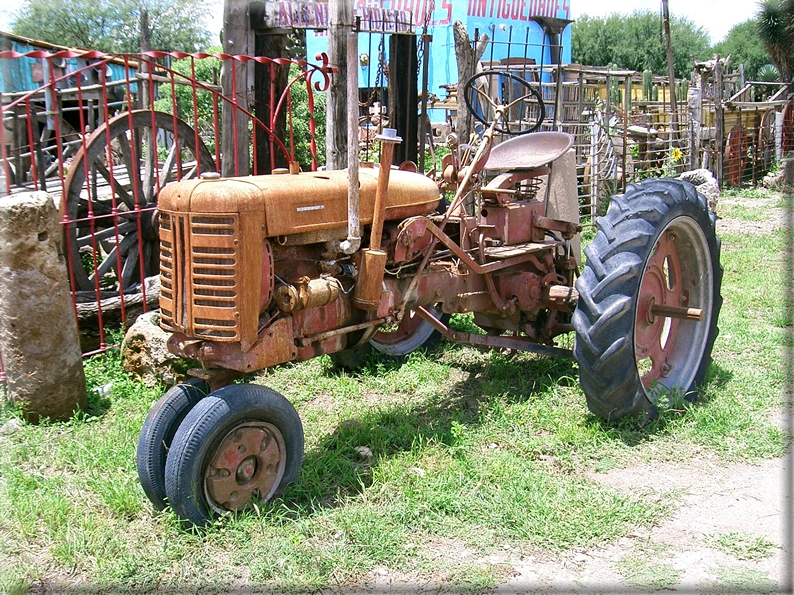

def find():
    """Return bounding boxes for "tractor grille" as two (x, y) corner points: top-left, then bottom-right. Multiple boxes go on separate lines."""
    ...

(159, 212), (241, 341)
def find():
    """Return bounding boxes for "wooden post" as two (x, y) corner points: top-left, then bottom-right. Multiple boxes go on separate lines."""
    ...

(221, 0), (250, 177)
(662, 0), (678, 132)
(715, 56), (724, 189)
(0, 192), (87, 422)
(254, 31), (290, 174)
(326, 0), (352, 170)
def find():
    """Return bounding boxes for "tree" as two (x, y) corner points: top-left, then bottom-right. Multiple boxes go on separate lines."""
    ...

(572, 11), (711, 78)
(713, 20), (772, 81)
(11, 0), (211, 53)
(756, 0), (794, 83)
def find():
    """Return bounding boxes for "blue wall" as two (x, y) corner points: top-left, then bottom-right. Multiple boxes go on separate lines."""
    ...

(306, 0), (572, 121)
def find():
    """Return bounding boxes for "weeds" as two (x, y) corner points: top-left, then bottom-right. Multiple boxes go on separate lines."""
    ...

(706, 532), (778, 561)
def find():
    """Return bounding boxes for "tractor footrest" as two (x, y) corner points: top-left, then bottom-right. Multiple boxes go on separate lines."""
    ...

(483, 241), (560, 259)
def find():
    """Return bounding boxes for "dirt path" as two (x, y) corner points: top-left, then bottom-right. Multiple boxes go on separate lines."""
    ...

(494, 455), (789, 593)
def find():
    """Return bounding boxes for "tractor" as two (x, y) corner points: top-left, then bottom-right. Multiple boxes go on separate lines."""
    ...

(136, 71), (722, 526)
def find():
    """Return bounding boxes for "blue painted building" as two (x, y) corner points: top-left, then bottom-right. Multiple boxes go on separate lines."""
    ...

(303, 0), (572, 109)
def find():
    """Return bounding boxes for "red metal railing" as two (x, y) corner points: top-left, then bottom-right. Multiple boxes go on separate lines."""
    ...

(0, 49), (332, 356)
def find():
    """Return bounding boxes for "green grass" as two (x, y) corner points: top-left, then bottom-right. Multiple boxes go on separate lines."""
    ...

(706, 532), (778, 561)
(0, 189), (788, 591)
(702, 565), (779, 594)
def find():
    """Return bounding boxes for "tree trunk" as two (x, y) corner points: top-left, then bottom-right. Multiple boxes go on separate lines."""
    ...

(326, 0), (352, 170)
(254, 32), (290, 174)
(221, 0), (250, 177)
(453, 20), (488, 145)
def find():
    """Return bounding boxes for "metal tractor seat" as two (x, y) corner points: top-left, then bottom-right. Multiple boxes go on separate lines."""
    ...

(483, 131), (574, 172)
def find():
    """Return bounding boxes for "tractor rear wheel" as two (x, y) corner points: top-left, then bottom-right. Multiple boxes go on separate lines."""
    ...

(572, 178), (722, 422)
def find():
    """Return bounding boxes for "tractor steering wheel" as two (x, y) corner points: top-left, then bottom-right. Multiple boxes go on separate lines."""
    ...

(463, 70), (545, 136)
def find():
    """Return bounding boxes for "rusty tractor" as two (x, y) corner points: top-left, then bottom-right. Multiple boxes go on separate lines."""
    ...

(136, 71), (722, 526)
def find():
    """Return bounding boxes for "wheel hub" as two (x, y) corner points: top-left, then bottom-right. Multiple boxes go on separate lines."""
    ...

(636, 230), (683, 387)
(204, 422), (286, 512)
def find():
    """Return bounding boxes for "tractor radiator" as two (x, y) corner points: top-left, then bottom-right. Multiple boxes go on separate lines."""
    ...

(158, 211), (244, 343)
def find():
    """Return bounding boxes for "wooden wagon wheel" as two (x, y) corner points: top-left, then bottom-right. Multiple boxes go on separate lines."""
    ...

(782, 101), (794, 156)
(759, 109), (776, 171)
(725, 123), (747, 187)
(64, 110), (215, 295)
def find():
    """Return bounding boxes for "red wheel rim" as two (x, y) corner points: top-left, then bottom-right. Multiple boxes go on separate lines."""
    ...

(204, 421), (286, 513)
(633, 216), (714, 397)
(636, 230), (684, 388)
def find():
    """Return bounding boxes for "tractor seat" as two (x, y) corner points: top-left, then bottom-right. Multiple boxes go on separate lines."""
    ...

(483, 131), (574, 172)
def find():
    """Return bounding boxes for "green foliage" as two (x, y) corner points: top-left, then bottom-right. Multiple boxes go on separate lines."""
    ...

(756, 0), (794, 82)
(713, 20), (774, 81)
(153, 49), (221, 150)
(288, 65), (327, 170)
(11, 0), (212, 53)
(572, 11), (711, 78)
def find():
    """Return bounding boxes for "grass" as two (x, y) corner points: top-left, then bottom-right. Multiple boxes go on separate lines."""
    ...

(703, 565), (779, 594)
(706, 532), (778, 561)
(0, 188), (789, 592)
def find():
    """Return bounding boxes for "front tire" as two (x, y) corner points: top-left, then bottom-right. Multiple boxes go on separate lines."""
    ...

(136, 379), (210, 510)
(164, 384), (304, 527)
(572, 179), (722, 421)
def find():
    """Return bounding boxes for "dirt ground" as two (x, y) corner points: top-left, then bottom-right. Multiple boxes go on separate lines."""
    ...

(494, 455), (791, 593)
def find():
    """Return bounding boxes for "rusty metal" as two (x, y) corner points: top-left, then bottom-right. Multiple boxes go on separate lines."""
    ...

(533, 215), (582, 239)
(299, 316), (390, 346)
(650, 304), (704, 322)
(275, 276), (341, 312)
(204, 421), (286, 512)
(353, 248), (387, 310)
(483, 131), (574, 171)
(416, 306), (574, 359)
(369, 130), (402, 251)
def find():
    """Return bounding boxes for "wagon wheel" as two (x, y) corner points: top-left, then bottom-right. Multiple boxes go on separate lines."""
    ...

(759, 109), (776, 171)
(573, 179), (722, 422)
(725, 123), (747, 187)
(782, 101), (794, 156)
(463, 70), (545, 136)
(64, 110), (215, 294)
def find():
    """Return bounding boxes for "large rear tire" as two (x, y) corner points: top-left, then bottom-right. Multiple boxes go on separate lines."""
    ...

(572, 178), (722, 421)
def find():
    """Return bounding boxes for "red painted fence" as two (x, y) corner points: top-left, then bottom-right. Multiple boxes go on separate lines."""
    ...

(0, 49), (332, 367)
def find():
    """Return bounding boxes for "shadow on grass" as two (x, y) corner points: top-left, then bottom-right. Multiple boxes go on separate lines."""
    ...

(275, 343), (731, 517)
